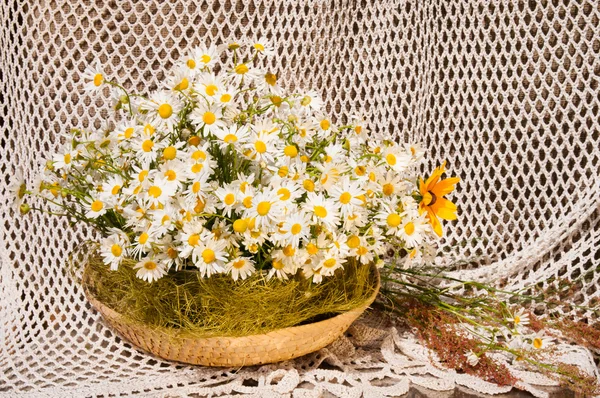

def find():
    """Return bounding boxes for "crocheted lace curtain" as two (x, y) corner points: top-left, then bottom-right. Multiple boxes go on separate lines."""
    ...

(1, 1), (599, 397)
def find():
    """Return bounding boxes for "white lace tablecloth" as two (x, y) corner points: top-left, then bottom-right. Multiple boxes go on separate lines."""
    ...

(1, 1), (599, 397)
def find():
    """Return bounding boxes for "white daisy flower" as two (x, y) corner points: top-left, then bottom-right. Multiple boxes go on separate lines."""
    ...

(182, 44), (219, 72)
(531, 331), (554, 350)
(381, 144), (411, 173)
(328, 177), (364, 217)
(507, 308), (530, 328)
(194, 72), (226, 100)
(82, 61), (106, 93)
(297, 90), (323, 114)
(214, 184), (238, 217)
(190, 102), (226, 136)
(166, 65), (192, 92)
(52, 148), (78, 171)
(84, 197), (107, 218)
(193, 235), (229, 278)
(213, 125), (251, 149)
(225, 256), (255, 281)
(134, 257), (167, 283)
(244, 131), (280, 165)
(139, 91), (183, 130)
(99, 233), (129, 270)
(130, 228), (156, 259)
(267, 258), (296, 280)
(245, 190), (284, 228)
(303, 192), (340, 230)
(132, 135), (163, 167)
(143, 177), (177, 207)
(158, 160), (188, 191)
(8, 168), (26, 213)
(398, 214), (429, 248)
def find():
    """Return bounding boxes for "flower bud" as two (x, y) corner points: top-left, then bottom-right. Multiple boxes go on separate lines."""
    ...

(19, 203), (31, 214)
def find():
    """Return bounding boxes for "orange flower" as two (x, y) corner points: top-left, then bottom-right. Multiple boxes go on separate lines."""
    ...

(418, 161), (459, 237)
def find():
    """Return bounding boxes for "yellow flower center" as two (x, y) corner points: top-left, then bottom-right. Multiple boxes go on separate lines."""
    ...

(514, 315), (521, 324)
(357, 246), (368, 256)
(205, 84), (218, 96)
(320, 119), (330, 130)
(303, 179), (315, 192)
(339, 192), (352, 204)
(300, 96), (312, 106)
(323, 258), (337, 268)
(148, 185), (162, 198)
(278, 166), (289, 178)
(277, 187), (291, 200)
(265, 72), (277, 86)
(167, 247), (178, 259)
(272, 260), (285, 270)
(404, 222), (415, 235)
(283, 245), (295, 257)
(257, 201), (271, 216)
(142, 139), (154, 152)
(124, 127), (135, 139)
(186, 59), (196, 69)
(234, 63), (249, 74)
(161, 214), (170, 224)
(194, 199), (205, 213)
(192, 150), (206, 160)
(143, 261), (157, 270)
(64, 153), (72, 164)
(254, 140), (267, 153)
(254, 43), (265, 52)
(533, 338), (543, 349)
(224, 193), (235, 206)
(224, 134), (237, 143)
(192, 181), (201, 193)
(232, 260), (246, 269)
(91, 200), (104, 212)
(138, 170), (148, 182)
(233, 219), (248, 233)
(188, 234), (200, 246)
(386, 153), (397, 166)
(355, 166), (366, 176)
(188, 135), (201, 146)
(201, 248), (215, 263)
(158, 103), (173, 119)
(314, 206), (327, 218)
(355, 125), (362, 134)
(144, 124), (155, 136)
(284, 145), (298, 157)
(300, 155), (309, 162)
(382, 183), (394, 196)
(110, 244), (122, 257)
(108, 184), (121, 195)
(202, 112), (216, 125)
(139, 232), (149, 245)
(306, 243), (319, 255)
(243, 196), (253, 208)
(93, 73), (103, 87)
(220, 93), (232, 103)
(387, 214), (402, 228)
(165, 170), (177, 181)
(163, 146), (177, 160)
(291, 223), (302, 235)
(347, 235), (360, 248)
(191, 163), (203, 174)
(176, 77), (189, 91)
(200, 54), (211, 64)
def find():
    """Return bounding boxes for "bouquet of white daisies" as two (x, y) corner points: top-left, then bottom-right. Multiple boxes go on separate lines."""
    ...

(13, 39), (459, 284)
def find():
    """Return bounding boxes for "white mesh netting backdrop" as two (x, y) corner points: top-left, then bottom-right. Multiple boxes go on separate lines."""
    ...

(1, 1), (599, 397)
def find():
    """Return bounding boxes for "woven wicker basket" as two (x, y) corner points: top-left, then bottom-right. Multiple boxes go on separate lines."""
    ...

(82, 264), (380, 367)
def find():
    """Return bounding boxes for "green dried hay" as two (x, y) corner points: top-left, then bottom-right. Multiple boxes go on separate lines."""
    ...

(84, 255), (377, 338)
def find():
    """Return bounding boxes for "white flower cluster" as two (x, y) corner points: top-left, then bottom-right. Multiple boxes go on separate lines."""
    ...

(31, 40), (440, 283)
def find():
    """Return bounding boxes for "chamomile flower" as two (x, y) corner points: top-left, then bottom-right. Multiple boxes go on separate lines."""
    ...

(225, 256), (255, 281)
(381, 144), (411, 173)
(82, 61), (106, 93)
(134, 257), (167, 282)
(228, 61), (262, 86)
(530, 331), (554, 350)
(246, 190), (284, 228)
(130, 228), (156, 259)
(398, 214), (429, 248)
(329, 177), (364, 217)
(213, 125), (251, 149)
(193, 235), (229, 278)
(166, 65), (192, 92)
(317, 252), (344, 276)
(297, 90), (323, 113)
(53, 149), (78, 171)
(85, 197), (107, 218)
(314, 114), (334, 139)
(272, 179), (302, 209)
(143, 177), (177, 207)
(8, 168), (26, 213)
(100, 175), (125, 206)
(194, 72), (225, 100)
(250, 38), (275, 56)
(182, 44), (219, 72)
(304, 192), (340, 230)
(114, 120), (139, 141)
(255, 70), (281, 94)
(507, 308), (530, 328)
(140, 91), (183, 130)
(351, 236), (375, 265)
(214, 184), (238, 217)
(100, 233), (129, 270)
(268, 258), (295, 280)
(215, 86), (236, 107)
(158, 160), (188, 191)
(244, 131), (279, 165)
(132, 135), (163, 167)
(178, 220), (206, 259)
(190, 102), (226, 136)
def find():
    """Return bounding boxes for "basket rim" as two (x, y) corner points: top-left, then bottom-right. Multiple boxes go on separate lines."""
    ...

(82, 262), (380, 342)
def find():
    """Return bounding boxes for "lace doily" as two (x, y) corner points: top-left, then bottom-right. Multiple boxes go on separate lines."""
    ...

(1, 1), (599, 396)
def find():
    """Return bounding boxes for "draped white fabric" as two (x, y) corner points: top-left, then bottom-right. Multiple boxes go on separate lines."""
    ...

(1, 1), (599, 396)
